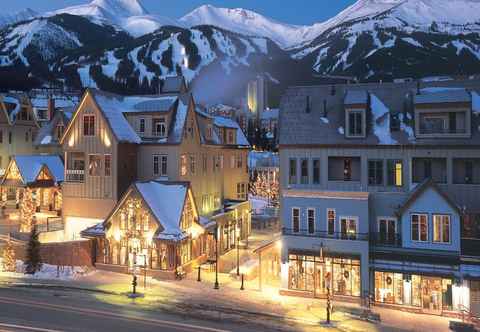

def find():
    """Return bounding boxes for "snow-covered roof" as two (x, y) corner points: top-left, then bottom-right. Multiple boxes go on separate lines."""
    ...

(248, 151), (279, 169)
(12, 155), (64, 184)
(34, 110), (73, 147)
(414, 88), (471, 104)
(135, 181), (190, 240)
(162, 76), (186, 94)
(345, 90), (368, 105)
(1, 94), (23, 124)
(81, 222), (105, 237)
(214, 116), (250, 146)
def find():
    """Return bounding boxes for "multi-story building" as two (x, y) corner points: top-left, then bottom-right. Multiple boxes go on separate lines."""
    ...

(279, 79), (480, 316)
(60, 77), (251, 275)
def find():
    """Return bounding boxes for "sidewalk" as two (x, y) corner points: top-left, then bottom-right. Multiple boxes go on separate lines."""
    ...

(0, 269), (456, 332)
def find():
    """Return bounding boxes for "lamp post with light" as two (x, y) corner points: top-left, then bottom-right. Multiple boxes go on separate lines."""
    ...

(214, 225), (219, 290)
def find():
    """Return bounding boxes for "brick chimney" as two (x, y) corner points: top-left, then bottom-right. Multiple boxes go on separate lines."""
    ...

(47, 97), (55, 121)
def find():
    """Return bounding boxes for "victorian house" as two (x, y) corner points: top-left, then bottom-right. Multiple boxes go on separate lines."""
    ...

(279, 78), (480, 316)
(60, 77), (251, 274)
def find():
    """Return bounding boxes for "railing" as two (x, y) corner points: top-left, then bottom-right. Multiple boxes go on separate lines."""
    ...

(65, 169), (85, 182)
(282, 228), (369, 241)
(370, 232), (402, 247)
(419, 127), (467, 135)
(36, 217), (64, 233)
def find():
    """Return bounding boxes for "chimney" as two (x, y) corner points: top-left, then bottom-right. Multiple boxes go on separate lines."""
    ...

(47, 97), (55, 121)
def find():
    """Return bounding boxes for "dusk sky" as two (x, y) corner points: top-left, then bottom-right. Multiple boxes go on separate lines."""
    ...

(4, 0), (357, 25)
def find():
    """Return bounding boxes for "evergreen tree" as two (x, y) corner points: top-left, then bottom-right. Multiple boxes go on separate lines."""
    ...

(24, 227), (42, 275)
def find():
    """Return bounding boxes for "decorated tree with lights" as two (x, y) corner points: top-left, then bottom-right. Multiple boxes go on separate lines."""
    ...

(250, 171), (279, 207)
(20, 188), (35, 233)
(24, 226), (42, 275)
(2, 239), (16, 272)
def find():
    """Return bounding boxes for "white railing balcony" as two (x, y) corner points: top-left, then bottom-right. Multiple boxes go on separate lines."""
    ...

(65, 169), (85, 182)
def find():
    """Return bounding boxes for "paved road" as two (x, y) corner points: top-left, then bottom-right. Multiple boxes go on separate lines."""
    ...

(0, 287), (269, 332)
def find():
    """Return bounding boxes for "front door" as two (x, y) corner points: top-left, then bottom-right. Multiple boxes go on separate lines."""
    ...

(421, 277), (443, 315)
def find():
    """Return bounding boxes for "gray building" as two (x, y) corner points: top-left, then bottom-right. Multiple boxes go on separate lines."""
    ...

(278, 79), (480, 316)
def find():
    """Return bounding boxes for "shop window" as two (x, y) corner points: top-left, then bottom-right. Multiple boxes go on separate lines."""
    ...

(292, 208), (300, 233)
(433, 215), (451, 243)
(411, 214), (428, 242)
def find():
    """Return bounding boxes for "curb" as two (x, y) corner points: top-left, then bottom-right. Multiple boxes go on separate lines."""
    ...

(0, 281), (120, 296)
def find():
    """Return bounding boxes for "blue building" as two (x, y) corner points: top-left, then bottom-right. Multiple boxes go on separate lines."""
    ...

(278, 79), (480, 316)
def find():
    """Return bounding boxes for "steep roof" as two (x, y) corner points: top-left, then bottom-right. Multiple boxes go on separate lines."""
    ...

(214, 116), (250, 147)
(34, 110), (73, 147)
(10, 155), (64, 184)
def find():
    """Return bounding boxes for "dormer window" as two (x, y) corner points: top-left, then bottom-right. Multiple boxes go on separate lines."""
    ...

(228, 130), (235, 144)
(153, 118), (166, 137)
(56, 124), (65, 140)
(346, 109), (365, 138)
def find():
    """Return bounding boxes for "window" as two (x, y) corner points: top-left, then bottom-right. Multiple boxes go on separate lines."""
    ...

(207, 125), (213, 139)
(411, 214), (428, 242)
(0, 130), (3, 143)
(292, 208), (300, 233)
(153, 118), (166, 137)
(465, 161), (474, 184)
(104, 155), (111, 176)
(412, 158), (447, 183)
(419, 114), (448, 134)
(83, 115), (95, 136)
(387, 160), (403, 187)
(368, 160), (383, 185)
(237, 183), (246, 200)
(378, 218), (396, 244)
(344, 158), (352, 181)
(289, 159), (297, 184)
(237, 154), (243, 168)
(340, 217), (357, 240)
(424, 159), (432, 179)
(347, 110), (364, 137)
(190, 155), (195, 174)
(313, 159), (320, 184)
(230, 155), (235, 169)
(433, 215), (450, 243)
(139, 118), (145, 134)
(88, 155), (102, 176)
(8, 132), (12, 144)
(301, 159), (309, 184)
(56, 124), (65, 140)
(327, 209), (335, 235)
(307, 209), (315, 234)
(153, 155), (167, 177)
(228, 130), (234, 144)
(202, 154), (207, 174)
(180, 155), (187, 176)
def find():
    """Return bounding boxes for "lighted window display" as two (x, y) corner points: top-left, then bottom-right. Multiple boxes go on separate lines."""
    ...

(375, 272), (453, 312)
(288, 255), (360, 296)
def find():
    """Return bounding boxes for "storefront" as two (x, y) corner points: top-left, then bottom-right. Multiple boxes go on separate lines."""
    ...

(374, 271), (454, 314)
(288, 254), (361, 298)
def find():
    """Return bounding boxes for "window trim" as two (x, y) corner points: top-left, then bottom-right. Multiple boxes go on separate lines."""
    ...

(139, 118), (146, 134)
(432, 214), (452, 244)
(307, 208), (315, 234)
(345, 109), (366, 138)
(377, 217), (397, 233)
(88, 154), (102, 177)
(289, 158), (297, 185)
(411, 213), (429, 243)
(104, 154), (111, 177)
(326, 208), (336, 235)
(368, 159), (384, 186)
(312, 158), (321, 185)
(339, 216), (358, 238)
(83, 114), (95, 137)
(387, 159), (403, 187)
(292, 207), (300, 233)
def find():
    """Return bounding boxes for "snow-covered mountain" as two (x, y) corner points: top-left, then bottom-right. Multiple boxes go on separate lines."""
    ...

(0, 8), (38, 28)
(51, 0), (181, 37)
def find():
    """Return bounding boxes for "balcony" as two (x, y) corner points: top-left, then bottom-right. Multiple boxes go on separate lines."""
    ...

(282, 228), (369, 241)
(65, 169), (85, 182)
(370, 232), (402, 247)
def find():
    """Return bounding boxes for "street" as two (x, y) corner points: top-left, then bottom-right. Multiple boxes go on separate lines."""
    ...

(0, 287), (266, 332)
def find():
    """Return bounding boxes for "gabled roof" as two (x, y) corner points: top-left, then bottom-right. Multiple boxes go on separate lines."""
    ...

(0, 93), (38, 126)
(213, 116), (250, 147)
(3, 155), (64, 185)
(34, 110), (73, 147)
(396, 179), (461, 217)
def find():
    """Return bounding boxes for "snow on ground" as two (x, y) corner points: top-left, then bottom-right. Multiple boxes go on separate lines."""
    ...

(0, 259), (93, 281)
(370, 94), (397, 145)
(77, 65), (98, 88)
(129, 47), (155, 84)
(402, 37), (423, 48)
(102, 50), (121, 79)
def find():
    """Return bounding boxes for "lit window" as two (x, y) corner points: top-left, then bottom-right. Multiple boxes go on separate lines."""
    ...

(411, 214), (428, 242)
(153, 118), (166, 137)
(139, 118), (145, 134)
(83, 115), (95, 136)
(340, 217), (357, 240)
(433, 215), (450, 243)
(190, 155), (195, 174)
(387, 160), (403, 187)
(180, 155), (187, 176)
(88, 155), (102, 176)
(307, 209), (315, 234)
(327, 209), (335, 235)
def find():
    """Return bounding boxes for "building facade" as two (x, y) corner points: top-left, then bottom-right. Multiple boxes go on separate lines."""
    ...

(60, 77), (251, 269)
(279, 79), (480, 316)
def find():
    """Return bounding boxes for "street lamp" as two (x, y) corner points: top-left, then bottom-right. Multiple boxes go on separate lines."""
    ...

(236, 233), (240, 276)
(315, 243), (332, 325)
(214, 225), (219, 290)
